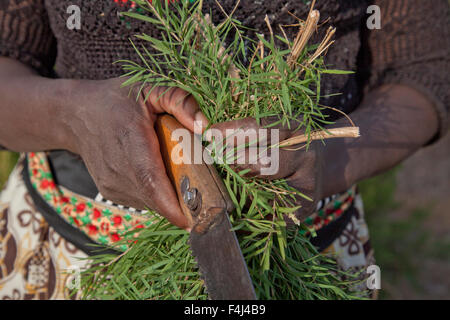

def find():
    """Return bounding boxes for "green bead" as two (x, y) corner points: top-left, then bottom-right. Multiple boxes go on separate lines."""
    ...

(81, 216), (92, 225)
(98, 236), (108, 245)
(333, 201), (342, 209)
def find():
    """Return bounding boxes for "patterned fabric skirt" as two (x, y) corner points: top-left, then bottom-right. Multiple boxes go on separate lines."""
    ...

(0, 154), (376, 299)
(0, 158), (89, 299)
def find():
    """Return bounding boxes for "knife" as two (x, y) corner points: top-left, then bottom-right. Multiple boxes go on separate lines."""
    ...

(155, 114), (257, 300)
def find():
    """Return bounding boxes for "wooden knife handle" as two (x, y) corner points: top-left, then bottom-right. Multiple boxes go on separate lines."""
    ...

(155, 115), (234, 234)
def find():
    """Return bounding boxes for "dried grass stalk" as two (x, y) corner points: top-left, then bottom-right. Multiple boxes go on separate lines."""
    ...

(287, 9), (320, 68)
(280, 127), (360, 148)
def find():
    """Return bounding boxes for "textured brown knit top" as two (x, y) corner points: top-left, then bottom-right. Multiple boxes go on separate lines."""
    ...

(1, 0), (449, 138)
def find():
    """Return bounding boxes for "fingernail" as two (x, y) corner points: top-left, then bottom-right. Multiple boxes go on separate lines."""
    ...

(194, 111), (209, 131)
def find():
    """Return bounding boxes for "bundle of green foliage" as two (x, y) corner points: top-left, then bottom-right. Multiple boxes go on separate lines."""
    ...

(79, 0), (363, 300)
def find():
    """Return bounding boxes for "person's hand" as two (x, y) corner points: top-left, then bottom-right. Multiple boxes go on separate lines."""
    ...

(63, 78), (208, 230)
(209, 117), (325, 221)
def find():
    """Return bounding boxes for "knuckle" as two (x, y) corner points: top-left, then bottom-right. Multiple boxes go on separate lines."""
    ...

(134, 163), (156, 192)
(116, 126), (132, 148)
(171, 88), (191, 109)
(163, 87), (176, 106)
(152, 85), (164, 100)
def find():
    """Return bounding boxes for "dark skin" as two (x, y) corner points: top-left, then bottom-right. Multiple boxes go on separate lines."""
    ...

(0, 57), (208, 230)
(0, 57), (439, 228)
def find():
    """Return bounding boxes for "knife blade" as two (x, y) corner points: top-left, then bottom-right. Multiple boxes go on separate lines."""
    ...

(155, 114), (256, 300)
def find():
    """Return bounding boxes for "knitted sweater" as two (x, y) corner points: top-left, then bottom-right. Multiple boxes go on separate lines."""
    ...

(1, 0), (449, 138)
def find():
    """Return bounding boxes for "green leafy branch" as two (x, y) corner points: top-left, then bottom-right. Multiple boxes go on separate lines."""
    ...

(79, 0), (365, 300)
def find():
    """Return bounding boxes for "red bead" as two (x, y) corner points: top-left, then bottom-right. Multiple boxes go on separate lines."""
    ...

(76, 203), (86, 213)
(113, 215), (122, 226)
(93, 208), (102, 219)
(111, 233), (121, 242)
(73, 218), (81, 226)
(313, 216), (322, 225)
(100, 222), (110, 233)
(40, 179), (50, 189)
(88, 224), (98, 235)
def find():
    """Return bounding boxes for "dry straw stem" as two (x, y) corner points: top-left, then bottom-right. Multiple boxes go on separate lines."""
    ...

(279, 127), (360, 148)
(287, 9), (320, 68)
(308, 26), (336, 64)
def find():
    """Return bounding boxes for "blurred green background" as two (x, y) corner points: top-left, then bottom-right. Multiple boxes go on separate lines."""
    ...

(0, 152), (18, 189)
(2, 139), (448, 300)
